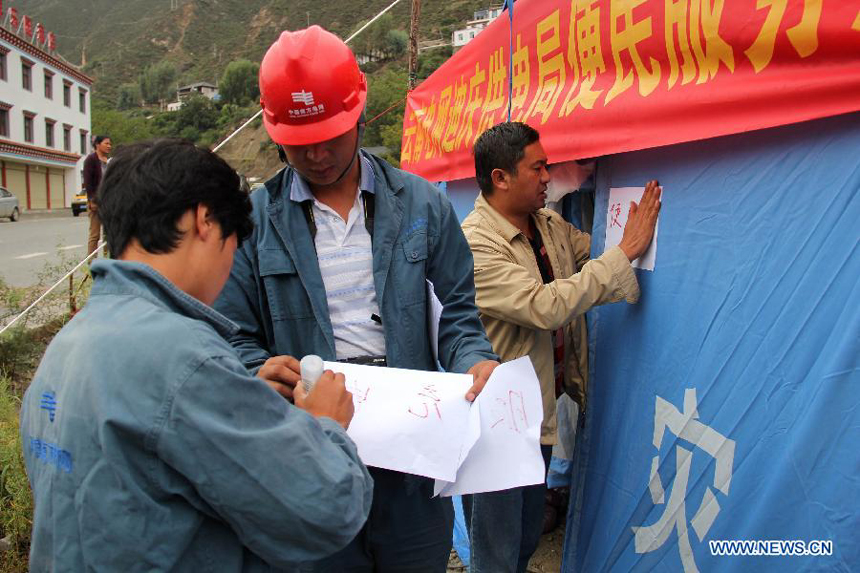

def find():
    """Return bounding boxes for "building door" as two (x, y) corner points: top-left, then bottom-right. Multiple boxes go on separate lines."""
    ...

(49, 169), (65, 208)
(5, 163), (27, 209)
(29, 165), (48, 209)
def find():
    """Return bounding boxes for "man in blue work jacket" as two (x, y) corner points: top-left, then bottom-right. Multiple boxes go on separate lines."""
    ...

(215, 27), (499, 572)
(20, 139), (373, 571)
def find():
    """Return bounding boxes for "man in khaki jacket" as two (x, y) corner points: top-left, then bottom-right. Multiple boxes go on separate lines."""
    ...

(461, 122), (661, 573)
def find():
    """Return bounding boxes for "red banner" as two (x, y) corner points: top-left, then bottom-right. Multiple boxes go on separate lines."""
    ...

(401, 0), (860, 182)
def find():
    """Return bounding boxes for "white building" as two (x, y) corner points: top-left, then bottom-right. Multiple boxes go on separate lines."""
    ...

(0, 7), (93, 210)
(178, 81), (218, 100)
(452, 6), (504, 49)
(167, 81), (218, 112)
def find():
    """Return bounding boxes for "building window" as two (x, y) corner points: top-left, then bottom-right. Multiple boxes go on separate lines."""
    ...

(63, 81), (72, 107)
(80, 130), (88, 154)
(0, 51), (7, 81)
(45, 120), (55, 148)
(23, 113), (35, 143)
(44, 70), (54, 99)
(79, 89), (87, 113)
(63, 125), (72, 151)
(21, 61), (33, 91)
(0, 109), (8, 138)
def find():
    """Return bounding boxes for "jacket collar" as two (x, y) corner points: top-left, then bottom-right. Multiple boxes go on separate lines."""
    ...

(473, 193), (552, 244)
(364, 151), (405, 197)
(263, 149), (403, 204)
(288, 154), (377, 203)
(89, 259), (239, 339)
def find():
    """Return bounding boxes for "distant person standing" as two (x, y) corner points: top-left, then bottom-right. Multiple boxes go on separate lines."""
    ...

(82, 135), (112, 256)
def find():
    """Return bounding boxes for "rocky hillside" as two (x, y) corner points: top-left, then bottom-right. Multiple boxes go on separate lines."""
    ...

(216, 121), (284, 183)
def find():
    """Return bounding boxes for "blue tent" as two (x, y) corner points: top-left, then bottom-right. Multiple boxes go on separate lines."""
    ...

(443, 111), (859, 571)
(563, 111), (859, 572)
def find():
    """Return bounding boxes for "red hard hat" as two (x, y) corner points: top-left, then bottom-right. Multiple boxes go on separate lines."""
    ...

(259, 26), (367, 146)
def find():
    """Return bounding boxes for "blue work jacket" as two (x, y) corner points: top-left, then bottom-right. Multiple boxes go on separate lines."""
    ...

(215, 151), (496, 373)
(20, 260), (373, 572)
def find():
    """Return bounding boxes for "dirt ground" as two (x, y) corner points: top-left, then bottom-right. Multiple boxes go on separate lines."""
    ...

(447, 520), (565, 572)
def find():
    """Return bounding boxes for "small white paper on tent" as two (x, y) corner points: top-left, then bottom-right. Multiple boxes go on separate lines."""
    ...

(605, 187), (660, 271)
(324, 361), (474, 483)
(435, 357), (545, 496)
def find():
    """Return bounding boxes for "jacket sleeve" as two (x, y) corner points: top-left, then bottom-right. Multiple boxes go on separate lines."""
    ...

(469, 234), (640, 331)
(82, 155), (97, 199)
(427, 196), (498, 373)
(214, 241), (272, 372)
(158, 353), (373, 567)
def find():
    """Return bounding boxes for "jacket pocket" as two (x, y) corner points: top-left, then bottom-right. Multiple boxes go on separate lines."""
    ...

(396, 231), (428, 306)
(258, 249), (315, 319)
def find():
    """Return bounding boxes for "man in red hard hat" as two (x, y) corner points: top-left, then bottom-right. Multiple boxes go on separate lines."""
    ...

(216, 26), (500, 571)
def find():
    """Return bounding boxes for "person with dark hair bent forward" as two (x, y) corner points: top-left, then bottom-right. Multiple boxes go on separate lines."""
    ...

(20, 139), (373, 571)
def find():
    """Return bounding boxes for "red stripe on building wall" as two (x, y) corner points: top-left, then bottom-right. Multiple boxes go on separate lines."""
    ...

(25, 164), (31, 210)
(46, 168), (51, 209)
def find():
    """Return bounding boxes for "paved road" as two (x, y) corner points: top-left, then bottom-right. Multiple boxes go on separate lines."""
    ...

(0, 209), (94, 287)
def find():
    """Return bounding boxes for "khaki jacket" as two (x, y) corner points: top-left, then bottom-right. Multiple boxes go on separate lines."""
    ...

(462, 194), (639, 444)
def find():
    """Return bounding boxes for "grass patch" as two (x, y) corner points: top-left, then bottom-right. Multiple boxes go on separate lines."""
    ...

(0, 375), (31, 573)
(0, 254), (90, 572)
(0, 319), (68, 572)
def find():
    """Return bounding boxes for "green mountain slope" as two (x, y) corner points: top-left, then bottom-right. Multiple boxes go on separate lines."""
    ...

(16, 0), (490, 102)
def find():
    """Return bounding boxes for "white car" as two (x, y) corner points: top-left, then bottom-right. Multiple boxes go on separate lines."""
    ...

(0, 186), (19, 221)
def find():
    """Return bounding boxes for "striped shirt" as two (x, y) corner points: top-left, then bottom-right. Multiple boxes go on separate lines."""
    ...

(290, 156), (386, 360)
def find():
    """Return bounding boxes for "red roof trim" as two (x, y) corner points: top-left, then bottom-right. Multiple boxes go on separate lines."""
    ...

(0, 28), (93, 86)
(0, 138), (81, 164)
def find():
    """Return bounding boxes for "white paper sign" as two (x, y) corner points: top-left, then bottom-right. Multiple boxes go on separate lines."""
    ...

(434, 357), (545, 496)
(324, 361), (474, 482)
(426, 280), (443, 362)
(605, 187), (660, 271)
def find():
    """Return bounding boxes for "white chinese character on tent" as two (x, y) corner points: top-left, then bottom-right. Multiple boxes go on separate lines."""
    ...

(632, 388), (736, 573)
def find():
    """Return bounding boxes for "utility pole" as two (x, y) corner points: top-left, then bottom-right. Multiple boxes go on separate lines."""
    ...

(407, 0), (421, 90)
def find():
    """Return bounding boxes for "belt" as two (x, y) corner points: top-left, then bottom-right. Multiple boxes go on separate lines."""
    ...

(338, 355), (387, 367)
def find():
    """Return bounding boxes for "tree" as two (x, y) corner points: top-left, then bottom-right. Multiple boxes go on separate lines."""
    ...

(368, 14), (392, 58)
(175, 95), (218, 133)
(116, 83), (141, 110)
(92, 104), (157, 147)
(139, 61), (178, 104)
(378, 122), (405, 167)
(352, 14), (408, 61)
(417, 46), (452, 81)
(364, 67), (408, 160)
(385, 30), (408, 59)
(219, 59), (260, 106)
